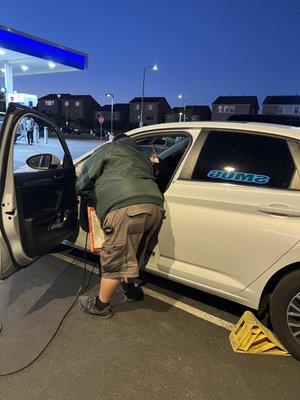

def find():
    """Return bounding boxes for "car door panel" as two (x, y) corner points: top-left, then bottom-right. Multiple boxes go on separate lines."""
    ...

(14, 168), (78, 259)
(0, 104), (78, 274)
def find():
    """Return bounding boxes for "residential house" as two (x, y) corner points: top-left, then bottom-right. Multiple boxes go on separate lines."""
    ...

(95, 103), (130, 131)
(165, 105), (211, 122)
(129, 97), (171, 126)
(262, 96), (300, 116)
(211, 96), (259, 121)
(38, 93), (101, 123)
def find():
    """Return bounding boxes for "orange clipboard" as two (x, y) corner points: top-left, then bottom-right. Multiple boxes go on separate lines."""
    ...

(87, 206), (102, 253)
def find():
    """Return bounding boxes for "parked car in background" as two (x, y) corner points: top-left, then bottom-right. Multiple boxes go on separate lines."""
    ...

(1, 104), (300, 359)
(93, 127), (110, 139)
(62, 124), (75, 134)
(228, 113), (300, 126)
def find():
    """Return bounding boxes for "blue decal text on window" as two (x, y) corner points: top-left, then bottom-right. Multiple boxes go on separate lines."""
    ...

(207, 170), (270, 185)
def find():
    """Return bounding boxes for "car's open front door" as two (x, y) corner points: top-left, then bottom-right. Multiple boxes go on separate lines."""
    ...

(0, 104), (78, 278)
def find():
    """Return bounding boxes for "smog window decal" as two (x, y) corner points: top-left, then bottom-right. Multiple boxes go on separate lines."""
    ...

(207, 170), (270, 185)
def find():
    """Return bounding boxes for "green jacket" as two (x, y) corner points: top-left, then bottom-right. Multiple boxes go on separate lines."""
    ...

(76, 137), (164, 220)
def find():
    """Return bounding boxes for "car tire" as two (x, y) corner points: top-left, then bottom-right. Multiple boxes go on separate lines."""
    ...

(270, 270), (300, 360)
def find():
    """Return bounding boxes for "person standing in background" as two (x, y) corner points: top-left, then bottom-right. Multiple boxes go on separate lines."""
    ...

(25, 116), (34, 145)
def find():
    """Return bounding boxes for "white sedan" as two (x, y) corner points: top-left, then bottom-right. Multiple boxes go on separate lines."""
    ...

(1, 104), (300, 359)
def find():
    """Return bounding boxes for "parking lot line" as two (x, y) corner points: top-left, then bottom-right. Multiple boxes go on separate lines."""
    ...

(52, 253), (235, 331)
(142, 287), (234, 331)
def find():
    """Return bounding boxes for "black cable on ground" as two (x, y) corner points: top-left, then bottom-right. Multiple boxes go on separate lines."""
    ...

(0, 233), (94, 377)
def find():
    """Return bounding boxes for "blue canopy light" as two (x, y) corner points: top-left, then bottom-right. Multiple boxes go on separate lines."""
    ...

(0, 25), (88, 76)
(0, 25), (88, 107)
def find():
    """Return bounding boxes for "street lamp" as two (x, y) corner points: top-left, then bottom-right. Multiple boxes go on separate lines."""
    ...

(177, 94), (186, 122)
(105, 92), (114, 138)
(140, 64), (158, 127)
(65, 101), (69, 125)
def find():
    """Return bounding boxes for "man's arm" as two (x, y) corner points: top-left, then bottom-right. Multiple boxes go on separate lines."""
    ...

(76, 145), (109, 195)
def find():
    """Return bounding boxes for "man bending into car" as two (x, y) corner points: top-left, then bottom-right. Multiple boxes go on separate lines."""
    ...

(76, 133), (164, 318)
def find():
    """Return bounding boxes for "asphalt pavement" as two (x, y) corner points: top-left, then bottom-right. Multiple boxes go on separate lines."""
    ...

(0, 248), (299, 400)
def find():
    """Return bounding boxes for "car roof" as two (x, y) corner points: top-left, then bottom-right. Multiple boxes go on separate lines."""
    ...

(126, 121), (300, 141)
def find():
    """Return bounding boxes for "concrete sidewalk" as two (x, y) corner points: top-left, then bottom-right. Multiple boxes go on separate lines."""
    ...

(14, 137), (102, 171)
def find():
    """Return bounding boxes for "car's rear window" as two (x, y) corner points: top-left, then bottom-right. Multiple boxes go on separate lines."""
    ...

(192, 130), (297, 190)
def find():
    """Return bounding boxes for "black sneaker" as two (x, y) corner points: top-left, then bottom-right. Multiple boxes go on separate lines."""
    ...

(121, 282), (144, 302)
(78, 295), (113, 318)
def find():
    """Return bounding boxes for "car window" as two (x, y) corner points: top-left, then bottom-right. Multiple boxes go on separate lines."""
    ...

(136, 137), (154, 145)
(13, 115), (66, 173)
(135, 135), (186, 157)
(192, 130), (298, 190)
(134, 132), (190, 192)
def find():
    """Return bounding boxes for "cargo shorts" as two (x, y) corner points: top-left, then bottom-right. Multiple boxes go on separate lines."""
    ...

(99, 203), (165, 279)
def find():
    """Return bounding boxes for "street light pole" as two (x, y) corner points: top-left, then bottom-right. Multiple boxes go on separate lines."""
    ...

(178, 94), (186, 122)
(140, 64), (158, 127)
(65, 103), (68, 125)
(105, 93), (114, 138)
(4, 62), (13, 109)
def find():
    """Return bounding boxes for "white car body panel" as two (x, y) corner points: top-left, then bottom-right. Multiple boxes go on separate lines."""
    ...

(157, 180), (300, 293)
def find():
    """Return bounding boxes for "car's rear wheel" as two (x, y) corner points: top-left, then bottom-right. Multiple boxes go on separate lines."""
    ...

(270, 270), (300, 360)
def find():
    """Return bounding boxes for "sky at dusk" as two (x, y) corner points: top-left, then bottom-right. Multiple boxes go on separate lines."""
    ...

(1, 0), (300, 108)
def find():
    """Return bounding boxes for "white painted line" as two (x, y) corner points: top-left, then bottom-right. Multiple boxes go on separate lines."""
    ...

(143, 287), (234, 331)
(51, 253), (234, 331)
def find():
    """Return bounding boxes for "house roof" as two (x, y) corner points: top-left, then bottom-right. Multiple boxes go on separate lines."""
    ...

(212, 96), (259, 109)
(129, 97), (167, 103)
(39, 93), (93, 100)
(38, 93), (101, 108)
(172, 105), (211, 114)
(101, 103), (130, 112)
(262, 95), (300, 105)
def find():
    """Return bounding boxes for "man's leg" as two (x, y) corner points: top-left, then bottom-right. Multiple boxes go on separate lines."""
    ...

(78, 208), (126, 317)
(78, 274), (119, 318)
(78, 206), (158, 315)
(99, 276), (120, 303)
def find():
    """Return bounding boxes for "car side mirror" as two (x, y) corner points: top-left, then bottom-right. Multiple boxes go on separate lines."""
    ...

(26, 153), (61, 170)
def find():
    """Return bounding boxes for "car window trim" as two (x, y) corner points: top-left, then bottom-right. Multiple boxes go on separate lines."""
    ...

(132, 130), (192, 142)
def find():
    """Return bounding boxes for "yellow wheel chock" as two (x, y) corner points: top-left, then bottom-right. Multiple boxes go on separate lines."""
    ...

(229, 311), (290, 356)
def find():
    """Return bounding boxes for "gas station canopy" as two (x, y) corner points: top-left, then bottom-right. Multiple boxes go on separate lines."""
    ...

(0, 25), (88, 106)
(0, 25), (88, 76)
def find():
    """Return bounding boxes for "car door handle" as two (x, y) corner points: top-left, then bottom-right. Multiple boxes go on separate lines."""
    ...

(53, 173), (64, 182)
(257, 203), (300, 217)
